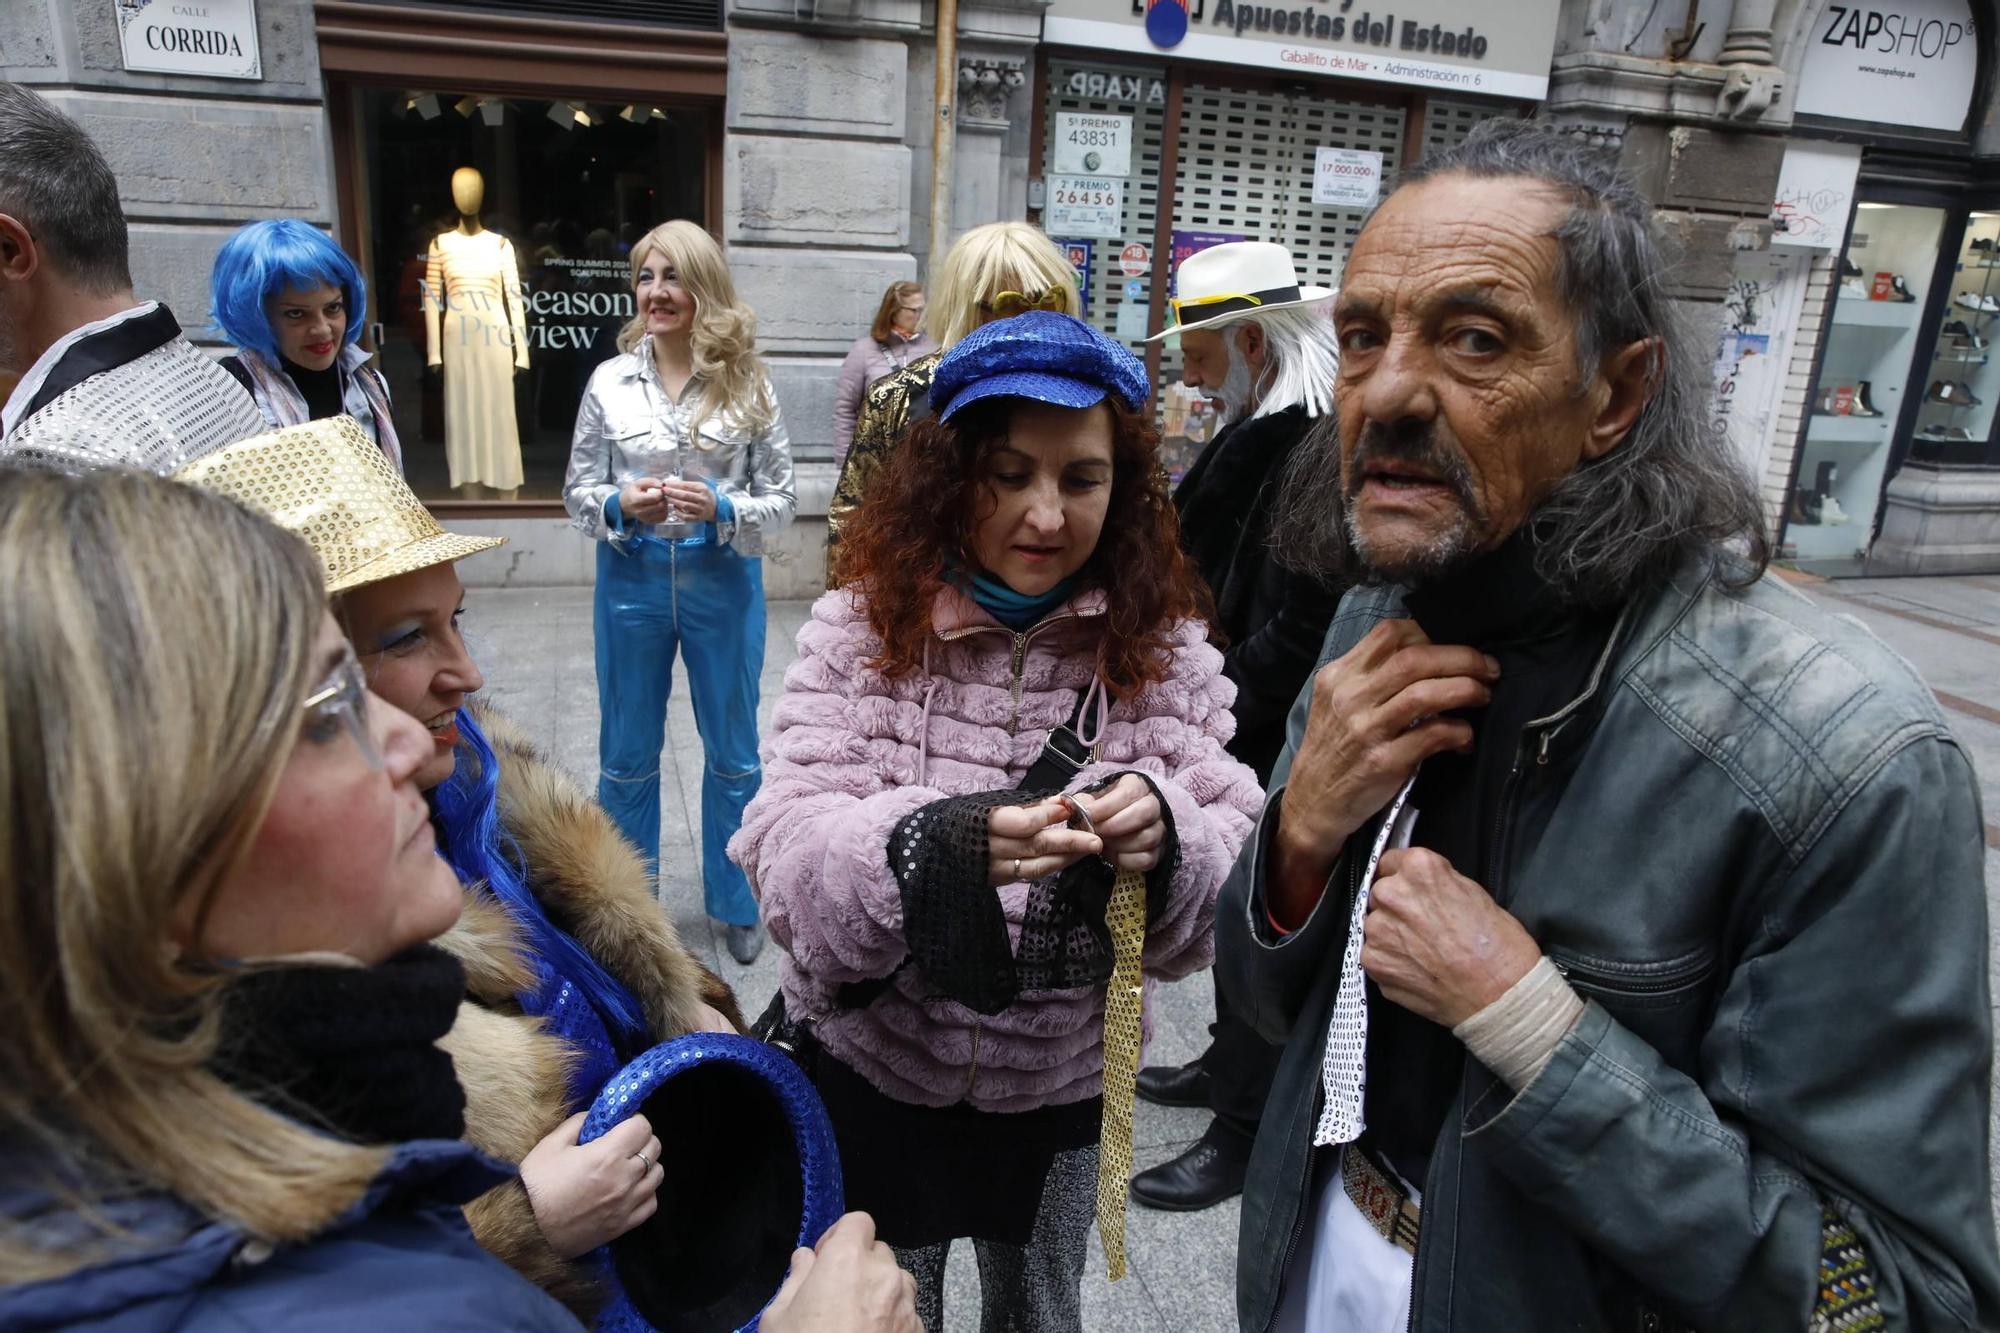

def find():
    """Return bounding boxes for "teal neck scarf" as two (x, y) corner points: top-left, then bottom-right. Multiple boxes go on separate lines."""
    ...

(965, 568), (1078, 631)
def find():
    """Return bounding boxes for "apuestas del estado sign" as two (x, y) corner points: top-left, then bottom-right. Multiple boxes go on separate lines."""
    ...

(1205, 4), (1490, 59)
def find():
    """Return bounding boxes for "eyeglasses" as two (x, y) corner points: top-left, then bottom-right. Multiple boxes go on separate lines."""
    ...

(301, 649), (383, 771)
(1167, 290), (1265, 327)
(979, 289), (1067, 318)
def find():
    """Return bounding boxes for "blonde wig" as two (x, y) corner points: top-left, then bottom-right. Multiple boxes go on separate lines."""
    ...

(927, 222), (1081, 350)
(0, 470), (386, 1283)
(616, 220), (778, 437)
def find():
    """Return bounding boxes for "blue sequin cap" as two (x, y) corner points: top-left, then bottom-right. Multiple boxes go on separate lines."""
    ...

(931, 310), (1151, 422)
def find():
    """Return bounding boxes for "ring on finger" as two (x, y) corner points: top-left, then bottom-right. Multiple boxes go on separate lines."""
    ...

(633, 1150), (651, 1171)
(1012, 857), (1022, 880)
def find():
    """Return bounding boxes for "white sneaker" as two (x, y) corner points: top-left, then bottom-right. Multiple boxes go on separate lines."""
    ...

(1820, 496), (1850, 526)
(1954, 292), (2000, 314)
(1840, 279), (1869, 299)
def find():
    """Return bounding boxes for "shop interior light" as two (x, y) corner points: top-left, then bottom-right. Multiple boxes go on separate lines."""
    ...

(548, 101), (595, 130)
(479, 98), (506, 126)
(1855, 202), (1896, 211)
(454, 96), (479, 118)
(620, 104), (669, 124)
(404, 92), (442, 120)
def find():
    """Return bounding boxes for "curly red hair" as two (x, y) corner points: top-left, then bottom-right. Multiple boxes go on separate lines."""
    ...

(831, 396), (1212, 696)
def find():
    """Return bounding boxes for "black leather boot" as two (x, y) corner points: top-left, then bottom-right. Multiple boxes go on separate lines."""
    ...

(1130, 1123), (1252, 1211)
(1136, 1060), (1213, 1108)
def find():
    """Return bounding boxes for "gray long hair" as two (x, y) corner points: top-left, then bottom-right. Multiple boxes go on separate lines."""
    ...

(1246, 304), (1341, 420)
(1274, 119), (1769, 606)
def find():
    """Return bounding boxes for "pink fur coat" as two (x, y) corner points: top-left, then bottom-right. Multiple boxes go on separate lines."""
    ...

(728, 586), (1264, 1112)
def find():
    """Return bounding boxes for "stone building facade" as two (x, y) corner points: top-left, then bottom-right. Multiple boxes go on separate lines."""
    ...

(6, 0), (1995, 581)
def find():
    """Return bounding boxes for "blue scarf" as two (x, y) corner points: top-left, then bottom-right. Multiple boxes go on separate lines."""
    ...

(966, 568), (1078, 630)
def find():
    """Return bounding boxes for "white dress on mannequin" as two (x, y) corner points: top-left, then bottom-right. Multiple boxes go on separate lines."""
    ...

(424, 228), (530, 490)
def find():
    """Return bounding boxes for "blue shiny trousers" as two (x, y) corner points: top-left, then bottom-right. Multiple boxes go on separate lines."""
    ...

(594, 537), (764, 926)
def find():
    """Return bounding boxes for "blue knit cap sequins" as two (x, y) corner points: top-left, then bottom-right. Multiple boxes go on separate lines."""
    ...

(931, 311), (1151, 422)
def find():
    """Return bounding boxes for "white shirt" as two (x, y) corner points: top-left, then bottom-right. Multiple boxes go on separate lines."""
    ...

(1, 301), (158, 439)
(1273, 1149), (1420, 1333)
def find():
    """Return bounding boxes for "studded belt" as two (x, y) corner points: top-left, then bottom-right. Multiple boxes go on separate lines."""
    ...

(1341, 1146), (1421, 1257)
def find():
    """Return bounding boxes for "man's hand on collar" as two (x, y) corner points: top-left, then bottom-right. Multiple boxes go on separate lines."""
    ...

(1267, 617), (1500, 928)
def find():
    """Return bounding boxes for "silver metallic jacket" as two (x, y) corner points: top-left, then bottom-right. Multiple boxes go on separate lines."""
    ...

(563, 340), (795, 556)
(3, 337), (265, 475)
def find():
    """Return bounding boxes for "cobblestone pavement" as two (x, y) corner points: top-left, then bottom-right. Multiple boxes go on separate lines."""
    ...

(465, 571), (2000, 1332)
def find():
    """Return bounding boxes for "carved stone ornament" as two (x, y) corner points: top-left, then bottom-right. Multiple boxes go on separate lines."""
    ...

(959, 57), (1027, 130)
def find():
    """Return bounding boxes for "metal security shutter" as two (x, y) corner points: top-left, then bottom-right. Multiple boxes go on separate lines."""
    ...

(1421, 98), (1492, 159)
(1159, 84), (1404, 386)
(1276, 96), (1405, 294)
(1041, 63), (1171, 353)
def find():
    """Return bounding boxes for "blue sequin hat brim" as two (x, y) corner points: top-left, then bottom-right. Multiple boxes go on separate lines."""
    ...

(581, 1033), (845, 1333)
(939, 370), (1110, 421)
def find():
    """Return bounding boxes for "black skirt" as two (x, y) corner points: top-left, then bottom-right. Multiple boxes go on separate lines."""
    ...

(813, 1051), (1101, 1249)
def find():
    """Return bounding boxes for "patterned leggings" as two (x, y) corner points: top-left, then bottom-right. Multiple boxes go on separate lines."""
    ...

(892, 1145), (1098, 1333)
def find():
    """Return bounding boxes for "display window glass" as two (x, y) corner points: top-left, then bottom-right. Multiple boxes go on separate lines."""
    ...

(1800, 202), (1946, 574)
(1915, 210), (2000, 465)
(347, 88), (713, 502)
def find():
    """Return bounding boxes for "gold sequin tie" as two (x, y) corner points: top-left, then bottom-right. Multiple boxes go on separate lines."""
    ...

(1095, 866), (1147, 1281)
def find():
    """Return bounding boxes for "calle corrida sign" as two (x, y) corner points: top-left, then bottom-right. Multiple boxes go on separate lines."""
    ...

(115, 0), (262, 80)
(1043, 0), (1560, 100)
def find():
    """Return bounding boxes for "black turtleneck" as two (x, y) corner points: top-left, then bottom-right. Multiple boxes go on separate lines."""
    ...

(282, 356), (344, 422)
(1361, 527), (1618, 1190)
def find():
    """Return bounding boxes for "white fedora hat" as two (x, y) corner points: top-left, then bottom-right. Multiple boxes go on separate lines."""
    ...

(1143, 240), (1333, 343)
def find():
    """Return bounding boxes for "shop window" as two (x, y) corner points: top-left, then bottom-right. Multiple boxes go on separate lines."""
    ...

(1914, 210), (2000, 466)
(1799, 203), (1946, 575)
(348, 87), (712, 502)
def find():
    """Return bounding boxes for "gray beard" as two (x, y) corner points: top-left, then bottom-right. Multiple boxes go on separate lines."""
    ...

(1212, 337), (1257, 425)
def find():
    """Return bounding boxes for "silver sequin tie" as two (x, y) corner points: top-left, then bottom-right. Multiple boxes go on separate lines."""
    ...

(1314, 775), (1419, 1148)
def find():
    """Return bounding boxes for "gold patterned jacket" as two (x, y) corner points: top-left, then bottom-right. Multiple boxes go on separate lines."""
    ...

(823, 350), (941, 586)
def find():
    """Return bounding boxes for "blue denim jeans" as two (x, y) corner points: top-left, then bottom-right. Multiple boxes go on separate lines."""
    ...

(593, 536), (764, 926)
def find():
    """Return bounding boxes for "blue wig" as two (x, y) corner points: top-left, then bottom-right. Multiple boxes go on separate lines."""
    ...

(210, 219), (368, 362)
(433, 706), (647, 1042)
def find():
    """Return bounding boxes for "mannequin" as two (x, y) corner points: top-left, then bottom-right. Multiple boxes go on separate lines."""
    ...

(424, 166), (529, 497)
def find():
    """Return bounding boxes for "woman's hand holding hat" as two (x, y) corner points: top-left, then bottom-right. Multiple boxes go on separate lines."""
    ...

(763, 1212), (921, 1333)
(520, 1111), (664, 1259)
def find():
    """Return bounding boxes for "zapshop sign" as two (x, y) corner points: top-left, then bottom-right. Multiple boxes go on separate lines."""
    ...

(1795, 0), (1978, 133)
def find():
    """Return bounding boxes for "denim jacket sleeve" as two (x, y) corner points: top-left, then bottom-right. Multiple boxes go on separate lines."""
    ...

(1468, 736), (2000, 1331)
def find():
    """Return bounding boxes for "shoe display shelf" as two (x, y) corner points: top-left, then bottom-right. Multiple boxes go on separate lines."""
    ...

(1798, 283), (1920, 565)
(1917, 218), (2000, 461)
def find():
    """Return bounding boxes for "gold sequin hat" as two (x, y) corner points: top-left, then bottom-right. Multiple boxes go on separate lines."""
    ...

(175, 416), (505, 595)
